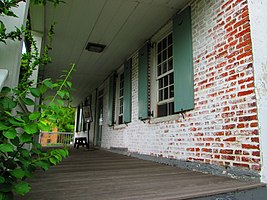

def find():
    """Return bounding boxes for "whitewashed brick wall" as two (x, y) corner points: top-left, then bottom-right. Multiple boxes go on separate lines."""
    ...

(97, 0), (261, 173)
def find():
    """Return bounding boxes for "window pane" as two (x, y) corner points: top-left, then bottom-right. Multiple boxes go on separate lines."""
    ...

(164, 88), (168, 100)
(168, 102), (174, 115)
(164, 76), (168, 87)
(163, 38), (167, 49)
(119, 116), (123, 124)
(157, 42), (162, 53)
(159, 78), (163, 89)
(157, 65), (162, 76)
(158, 104), (167, 117)
(169, 73), (174, 84)
(168, 58), (173, 70)
(163, 50), (167, 61)
(170, 85), (174, 98)
(168, 46), (172, 57)
(163, 62), (167, 74)
(159, 89), (163, 101)
(168, 34), (172, 46)
(158, 54), (161, 64)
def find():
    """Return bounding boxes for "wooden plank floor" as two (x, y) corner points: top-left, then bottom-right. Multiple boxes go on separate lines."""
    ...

(16, 148), (265, 200)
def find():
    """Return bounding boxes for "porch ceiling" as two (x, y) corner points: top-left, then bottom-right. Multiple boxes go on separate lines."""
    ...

(30, 0), (189, 105)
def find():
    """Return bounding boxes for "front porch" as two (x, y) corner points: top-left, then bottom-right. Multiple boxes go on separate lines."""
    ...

(17, 147), (266, 200)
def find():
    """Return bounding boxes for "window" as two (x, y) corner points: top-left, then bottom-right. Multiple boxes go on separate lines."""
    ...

(118, 72), (124, 124)
(108, 59), (132, 126)
(144, 6), (194, 120)
(156, 33), (175, 117)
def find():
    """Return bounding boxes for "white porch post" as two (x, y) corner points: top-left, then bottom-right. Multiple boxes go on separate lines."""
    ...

(248, 0), (267, 183)
(0, 0), (30, 88)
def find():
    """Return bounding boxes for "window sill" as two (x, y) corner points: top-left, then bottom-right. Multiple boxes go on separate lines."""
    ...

(150, 114), (182, 124)
(113, 124), (127, 130)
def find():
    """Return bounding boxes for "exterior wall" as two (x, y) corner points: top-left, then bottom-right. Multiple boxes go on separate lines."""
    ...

(94, 0), (261, 178)
(40, 133), (58, 146)
(248, 0), (267, 183)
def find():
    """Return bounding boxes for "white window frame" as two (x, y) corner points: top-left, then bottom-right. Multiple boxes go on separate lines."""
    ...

(151, 21), (174, 119)
(115, 66), (124, 125)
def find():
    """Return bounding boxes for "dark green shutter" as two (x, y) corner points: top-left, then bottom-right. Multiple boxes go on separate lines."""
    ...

(108, 73), (116, 126)
(173, 6), (194, 112)
(123, 59), (132, 123)
(138, 43), (149, 120)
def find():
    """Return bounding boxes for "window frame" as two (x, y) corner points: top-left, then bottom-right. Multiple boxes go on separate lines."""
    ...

(115, 66), (124, 125)
(150, 21), (174, 119)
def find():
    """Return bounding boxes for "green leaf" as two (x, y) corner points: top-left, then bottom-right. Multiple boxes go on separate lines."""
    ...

(4, 111), (12, 116)
(57, 99), (64, 106)
(2, 97), (17, 109)
(22, 98), (35, 106)
(49, 101), (57, 109)
(43, 79), (53, 88)
(29, 88), (41, 97)
(10, 137), (20, 146)
(52, 83), (59, 89)
(24, 123), (38, 134)
(18, 148), (30, 158)
(0, 144), (14, 153)
(49, 157), (57, 165)
(4, 159), (17, 170)
(57, 91), (65, 98)
(14, 181), (30, 196)
(0, 122), (8, 131)
(8, 118), (24, 126)
(3, 128), (17, 139)
(29, 112), (41, 121)
(1, 87), (11, 94)
(0, 176), (4, 184)
(66, 81), (72, 88)
(57, 149), (67, 158)
(10, 169), (25, 179)
(39, 85), (48, 94)
(31, 148), (41, 155)
(37, 122), (50, 132)
(32, 141), (42, 150)
(14, 117), (25, 123)
(19, 133), (32, 143)
(34, 161), (50, 171)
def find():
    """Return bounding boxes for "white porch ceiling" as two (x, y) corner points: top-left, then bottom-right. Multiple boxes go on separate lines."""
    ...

(30, 0), (189, 105)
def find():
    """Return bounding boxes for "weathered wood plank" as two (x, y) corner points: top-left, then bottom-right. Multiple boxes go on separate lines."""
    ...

(16, 148), (265, 200)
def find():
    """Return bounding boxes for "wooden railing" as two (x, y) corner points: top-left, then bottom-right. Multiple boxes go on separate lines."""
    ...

(39, 132), (74, 147)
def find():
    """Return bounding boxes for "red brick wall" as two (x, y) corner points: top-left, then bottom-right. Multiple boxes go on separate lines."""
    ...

(100, 0), (260, 173)
(191, 0), (259, 170)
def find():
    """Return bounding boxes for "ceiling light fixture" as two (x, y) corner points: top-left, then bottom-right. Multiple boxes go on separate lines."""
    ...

(86, 42), (106, 53)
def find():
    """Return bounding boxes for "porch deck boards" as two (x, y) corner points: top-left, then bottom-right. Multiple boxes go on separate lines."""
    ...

(17, 148), (264, 200)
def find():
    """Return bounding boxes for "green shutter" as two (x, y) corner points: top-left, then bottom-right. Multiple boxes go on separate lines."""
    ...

(173, 6), (194, 113)
(138, 43), (149, 120)
(108, 73), (116, 126)
(123, 59), (132, 123)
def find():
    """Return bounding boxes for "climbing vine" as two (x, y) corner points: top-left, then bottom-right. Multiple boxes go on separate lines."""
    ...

(0, 0), (75, 199)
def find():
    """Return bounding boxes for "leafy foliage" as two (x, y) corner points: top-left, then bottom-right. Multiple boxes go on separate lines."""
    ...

(0, 0), (75, 199)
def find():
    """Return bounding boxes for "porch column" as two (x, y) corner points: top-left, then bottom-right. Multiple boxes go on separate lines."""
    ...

(0, 0), (29, 88)
(248, 0), (267, 183)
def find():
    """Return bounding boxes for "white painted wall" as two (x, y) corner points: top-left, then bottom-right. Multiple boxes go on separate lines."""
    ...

(0, 69), (8, 91)
(248, 0), (267, 183)
(0, 0), (29, 88)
